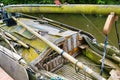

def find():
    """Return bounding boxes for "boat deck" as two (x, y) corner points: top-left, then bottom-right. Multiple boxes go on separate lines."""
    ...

(55, 54), (108, 80)
(0, 67), (14, 80)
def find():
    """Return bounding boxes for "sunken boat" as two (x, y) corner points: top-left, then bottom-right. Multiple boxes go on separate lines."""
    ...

(0, 4), (120, 80)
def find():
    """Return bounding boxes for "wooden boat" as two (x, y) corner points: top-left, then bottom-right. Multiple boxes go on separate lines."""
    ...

(0, 4), (120, 80)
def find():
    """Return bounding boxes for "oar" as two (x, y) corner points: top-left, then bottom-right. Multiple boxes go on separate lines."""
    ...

(4, 32), (29, 48)
(0, 44), (26, 64)
(0, 25), (29, 48)
(12, 16), (106, 80)
(0, 24), (26, 64)
(0, 32), (17, 53)
(0, 24), (17, 53)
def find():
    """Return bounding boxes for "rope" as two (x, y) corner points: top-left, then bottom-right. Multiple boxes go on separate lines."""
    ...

(75, 60), (79, 73)
(50, 76), (63, 80)
(100, 35), (108, 76)
(60, 50), (64, 56)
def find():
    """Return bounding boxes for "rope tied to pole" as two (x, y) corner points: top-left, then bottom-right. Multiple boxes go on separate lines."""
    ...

(100, 35), (108, 76)
(60, 50), (64, 56)
(101, 12), (116, 76)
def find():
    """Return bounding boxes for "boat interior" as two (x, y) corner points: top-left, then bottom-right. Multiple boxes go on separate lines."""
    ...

(0, 6), (120, 80)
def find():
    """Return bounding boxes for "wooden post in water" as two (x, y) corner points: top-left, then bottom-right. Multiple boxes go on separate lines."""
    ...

(12, 16), (106, 80)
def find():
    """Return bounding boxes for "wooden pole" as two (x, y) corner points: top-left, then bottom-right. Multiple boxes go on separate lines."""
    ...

(0, 24), (29, 48)
(12, 16), (106, 80)
(103, 12), (116, 35)
(4, 32), (29, 48)
(0, 45), (26, 64)
(4, 4), (120, 15)
(0, 33), (17, 53)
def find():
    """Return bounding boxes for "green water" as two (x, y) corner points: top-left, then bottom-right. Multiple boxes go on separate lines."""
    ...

(38, 14), (120, 48)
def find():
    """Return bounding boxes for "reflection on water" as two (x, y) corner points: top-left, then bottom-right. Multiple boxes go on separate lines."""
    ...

(38, 14), (119, 48)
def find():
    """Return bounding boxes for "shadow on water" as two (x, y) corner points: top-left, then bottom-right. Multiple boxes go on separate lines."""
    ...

(34, 13), (120, 48)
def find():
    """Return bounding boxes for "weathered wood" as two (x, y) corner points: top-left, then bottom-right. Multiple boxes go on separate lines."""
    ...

(12, 16), (106, 80)
(108, 70), (120, 80)
(4, 32), (29, 48)
(0, 45), (26, 64)
(0, 32), (17, 53)
(0, 67), (14, 80)
(4, 4), (120, 15)
(40, 70), (69, 80)
(0, 45), (28, 80)
(83, 47), (120, 79)
(103, 12), (116, 35)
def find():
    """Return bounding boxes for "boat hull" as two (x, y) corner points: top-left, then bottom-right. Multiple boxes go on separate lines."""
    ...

(0, 45), (29, 80)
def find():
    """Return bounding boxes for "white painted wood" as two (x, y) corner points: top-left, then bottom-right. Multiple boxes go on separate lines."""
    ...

(0, 46), (28, 80)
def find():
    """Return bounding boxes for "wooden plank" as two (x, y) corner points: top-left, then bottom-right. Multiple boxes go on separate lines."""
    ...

(108, 70), (120, 80)
(0, 46), (29, 80)
(4, 4), (120, 15)
(0, 67), (14, 80)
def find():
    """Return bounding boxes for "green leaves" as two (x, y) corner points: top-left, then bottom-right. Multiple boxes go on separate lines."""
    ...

(0, 0), (119, 5)
(97, 0), (105, 4)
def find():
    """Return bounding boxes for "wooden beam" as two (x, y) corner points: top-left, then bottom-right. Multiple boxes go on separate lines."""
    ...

(4, 4), (120, 15)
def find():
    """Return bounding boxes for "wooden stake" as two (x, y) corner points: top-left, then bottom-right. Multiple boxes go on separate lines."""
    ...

(103, 12), (116, 35)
